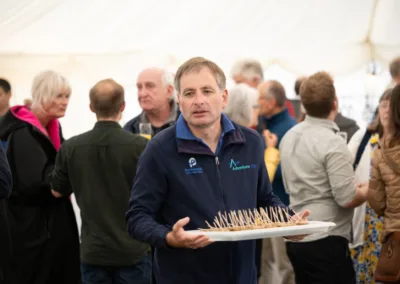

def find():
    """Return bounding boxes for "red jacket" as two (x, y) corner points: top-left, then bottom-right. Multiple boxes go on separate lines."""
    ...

(285, 100), (295, 117)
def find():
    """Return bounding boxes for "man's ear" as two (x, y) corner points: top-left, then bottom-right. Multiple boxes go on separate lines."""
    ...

(89, 104), (95, 113)
(221, 89), (228, 110)
(332, 97), (339, 112)
(167, 85), (174, 100)
(120, 101), (126, 112)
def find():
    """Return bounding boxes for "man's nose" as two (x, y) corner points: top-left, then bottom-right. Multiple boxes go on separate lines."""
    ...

(138, 89), (147, 97)
(193, 92), (206, 104)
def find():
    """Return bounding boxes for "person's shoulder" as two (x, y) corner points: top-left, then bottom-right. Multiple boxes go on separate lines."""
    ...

(234, 124), (263, 147)
(61, 130), (93, 148)
(123, 113), (141, 131)
(152, 125), (176, 145)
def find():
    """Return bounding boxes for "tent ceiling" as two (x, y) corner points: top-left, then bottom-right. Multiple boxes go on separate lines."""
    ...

(0, 0), (399, 83)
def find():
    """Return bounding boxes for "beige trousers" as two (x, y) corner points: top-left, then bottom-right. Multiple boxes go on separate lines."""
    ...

(258, 237), (295, 284)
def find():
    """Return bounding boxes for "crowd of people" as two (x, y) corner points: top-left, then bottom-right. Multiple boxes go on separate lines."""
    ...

(0, 56), (400, 284)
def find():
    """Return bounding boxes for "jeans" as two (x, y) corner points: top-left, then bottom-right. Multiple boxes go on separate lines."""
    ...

(81, 254), (152, 284)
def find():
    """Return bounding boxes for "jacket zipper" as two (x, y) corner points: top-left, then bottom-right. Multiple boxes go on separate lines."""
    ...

(215, 157), (227, 212)
(215, 156), (234, 282)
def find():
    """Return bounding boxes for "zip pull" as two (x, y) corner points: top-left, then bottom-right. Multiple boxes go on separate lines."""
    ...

(215, 157), (220, 166)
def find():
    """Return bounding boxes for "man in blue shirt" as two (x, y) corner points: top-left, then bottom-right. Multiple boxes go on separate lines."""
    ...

(126, 57), (309, 284)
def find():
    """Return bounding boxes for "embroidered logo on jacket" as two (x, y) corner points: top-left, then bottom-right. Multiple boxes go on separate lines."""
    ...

(185, 157), (203, 175)
(229, 159), (257, 171)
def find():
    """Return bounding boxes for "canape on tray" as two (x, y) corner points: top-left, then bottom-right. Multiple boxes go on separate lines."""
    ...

(200, 207), (308, 232)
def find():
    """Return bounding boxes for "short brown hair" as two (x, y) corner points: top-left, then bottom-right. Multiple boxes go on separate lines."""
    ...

(300, 71), (336, 118)
(89, 79), (124, 118)
(390, 57), (400, 79)
(294, 76), (306, 95)
(174, 57), (226, 93)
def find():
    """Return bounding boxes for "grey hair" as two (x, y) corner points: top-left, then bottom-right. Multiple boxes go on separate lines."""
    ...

(161, 69), (177, 99)
(224, 83), (255, 126)
(31, 70), (71, 110)
(230, 59), (264, 81)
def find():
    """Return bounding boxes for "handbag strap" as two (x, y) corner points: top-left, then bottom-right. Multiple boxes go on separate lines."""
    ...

(353, 130), (372, 171)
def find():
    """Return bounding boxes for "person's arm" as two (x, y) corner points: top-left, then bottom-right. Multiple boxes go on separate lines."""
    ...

(367, 151), (386, 216)
(326, 140), (365, 208)
(263, 130), (279, 182)
(126, 140), (172, 248)
(0, 142), (12, 199)
(8, 129), (53, 204)
(347, 129), (364, 162)
(51, 143), (72, 197)
(264, 148), (279, 182)
(256, 135), (289, 209)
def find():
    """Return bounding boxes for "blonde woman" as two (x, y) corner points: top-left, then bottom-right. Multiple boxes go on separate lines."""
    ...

(0, 70), (80, 283)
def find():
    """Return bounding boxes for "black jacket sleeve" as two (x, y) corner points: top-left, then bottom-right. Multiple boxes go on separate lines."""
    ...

(7, 128), (53, 204)
(51, 143), (72, 196)
(0, 143), (12, 199)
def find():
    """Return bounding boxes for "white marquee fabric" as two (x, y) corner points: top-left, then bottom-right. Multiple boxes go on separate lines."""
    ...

(0, 0), (399, 85)
(0, 0), (399, 138)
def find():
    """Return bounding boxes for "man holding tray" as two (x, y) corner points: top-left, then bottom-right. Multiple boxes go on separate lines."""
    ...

(126, 57), (309, 284)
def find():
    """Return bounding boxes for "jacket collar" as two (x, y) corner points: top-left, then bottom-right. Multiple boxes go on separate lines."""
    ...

(140, 99), (179, 125)
(259, 108), (291, 128)
(175, 114), (245, 156)
(94, 120), (122, 129)
(304, 115), (340, 132)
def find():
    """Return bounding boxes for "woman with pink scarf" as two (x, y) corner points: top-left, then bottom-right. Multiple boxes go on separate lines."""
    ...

(0, 70), (80, 284)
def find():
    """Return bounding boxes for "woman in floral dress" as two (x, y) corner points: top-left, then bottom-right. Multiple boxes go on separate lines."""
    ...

(348, 89), (391, 283)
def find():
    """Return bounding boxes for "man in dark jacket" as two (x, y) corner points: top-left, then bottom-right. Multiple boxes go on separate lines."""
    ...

(52, 79), (151, 284)
(334, 112), (359, 143)
(0, 142), (12, 284)
(126, 57), (309, 284)
(123, 68), (179, 136)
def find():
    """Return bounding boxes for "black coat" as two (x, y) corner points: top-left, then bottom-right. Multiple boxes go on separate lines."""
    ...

(0, 140), (12, 284)
(0, 108), (81, 284)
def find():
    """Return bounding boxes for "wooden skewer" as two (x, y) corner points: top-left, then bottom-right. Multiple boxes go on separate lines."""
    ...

(199, 206), (308, 232)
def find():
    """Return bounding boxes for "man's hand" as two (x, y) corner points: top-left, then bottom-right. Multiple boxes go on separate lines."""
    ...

(51, 189), (63, 198)
(285, 209), (311, 241)
(166, 217), (213, 249)
(357, 182), (369, 199)
(263, 130), (278, 148)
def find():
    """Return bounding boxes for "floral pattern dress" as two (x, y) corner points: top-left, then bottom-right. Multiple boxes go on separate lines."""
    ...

(351, 134), (385, 284)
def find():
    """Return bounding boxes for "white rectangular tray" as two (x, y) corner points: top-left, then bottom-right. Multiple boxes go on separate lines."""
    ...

(187, 221), (336, 241)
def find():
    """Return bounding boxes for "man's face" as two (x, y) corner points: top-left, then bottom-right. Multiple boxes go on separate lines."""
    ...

(137, 69), (171, 112)
(232, 74), (259, 89)
(0, 87), (11, 112)
(178, 67), (228, 129)
(394, 74), (400, 85)
(257, 84), (275, 117)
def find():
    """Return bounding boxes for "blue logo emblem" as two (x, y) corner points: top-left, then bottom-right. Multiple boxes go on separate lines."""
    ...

(189, 157), (197, 168)
(229, 159), (257, 171)
(185, 157), (203, 175)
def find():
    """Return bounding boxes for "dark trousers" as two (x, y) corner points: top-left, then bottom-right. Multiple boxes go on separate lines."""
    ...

(286, 236), (355, 284)
(81, 254), (152, 284)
